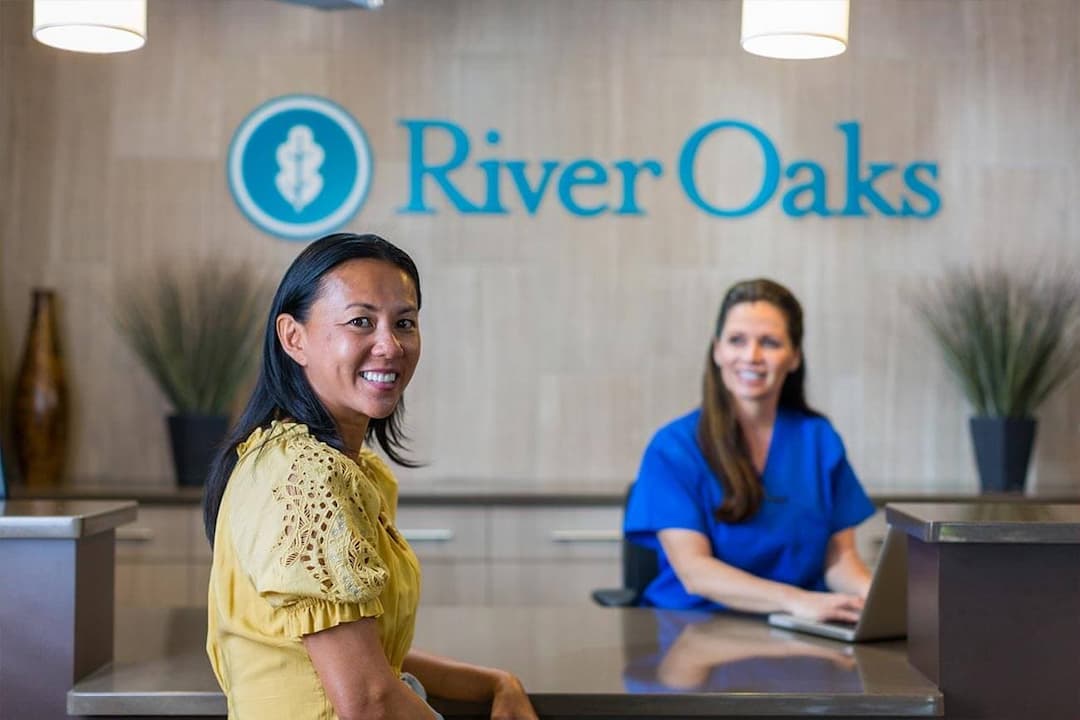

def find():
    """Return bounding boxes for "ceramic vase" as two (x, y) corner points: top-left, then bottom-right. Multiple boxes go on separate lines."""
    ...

(12, 289), (68, 486)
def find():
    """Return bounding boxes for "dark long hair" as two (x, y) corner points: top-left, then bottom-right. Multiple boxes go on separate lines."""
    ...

(697, 278), (819, 524)
(203, 233), (422, 545)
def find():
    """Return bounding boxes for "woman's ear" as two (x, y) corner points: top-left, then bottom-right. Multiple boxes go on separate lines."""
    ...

(790, 348), (802, 374)
(276, 313), (308, 367)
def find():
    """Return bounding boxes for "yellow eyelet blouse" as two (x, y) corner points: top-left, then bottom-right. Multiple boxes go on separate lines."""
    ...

(206, 421), (421, 719)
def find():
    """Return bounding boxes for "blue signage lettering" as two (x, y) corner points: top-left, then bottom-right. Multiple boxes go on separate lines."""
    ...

(838, 122), (897, 216)
(901, 162), (940, 217)
(475, 130), (509, 214)
(399, 119), (482, 214)
(507, 160), (560, 215)
(679, 120), (781, 217)
(394, 117), (938, 220)
(613, 160), (664, 215)
(558, 160), (609, 217)
(399, 118), (663, 217)
(782, 161), (831, 217)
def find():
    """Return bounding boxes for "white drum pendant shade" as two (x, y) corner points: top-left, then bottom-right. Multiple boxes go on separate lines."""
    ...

(741, 0), (849, 60)
(33, 0), (146, 54)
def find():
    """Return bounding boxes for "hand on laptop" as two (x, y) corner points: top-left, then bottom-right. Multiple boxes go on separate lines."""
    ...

(785, 590), (864, 624)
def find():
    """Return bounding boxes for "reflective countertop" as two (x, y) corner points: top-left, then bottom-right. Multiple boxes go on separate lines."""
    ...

(887, 502), (1080, 543)
(15, 478), (1080, 507)
(0, 499), (137, 539)
(70, 605), (941, 717)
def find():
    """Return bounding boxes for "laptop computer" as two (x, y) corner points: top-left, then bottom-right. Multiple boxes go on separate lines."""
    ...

(766, 527), (907, 642)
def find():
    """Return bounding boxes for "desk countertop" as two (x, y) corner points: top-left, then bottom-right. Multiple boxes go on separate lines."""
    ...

(887, 502), (1080, 543)
(0, 499), (137, 539)
(15, 478), (1080, 508)
(69, 605), (941, 718)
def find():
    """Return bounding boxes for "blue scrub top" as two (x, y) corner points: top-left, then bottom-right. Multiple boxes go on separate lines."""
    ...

(625, 408), (874, 611)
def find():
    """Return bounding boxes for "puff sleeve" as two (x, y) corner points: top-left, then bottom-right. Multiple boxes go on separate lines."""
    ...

(229, 441), (390, 639)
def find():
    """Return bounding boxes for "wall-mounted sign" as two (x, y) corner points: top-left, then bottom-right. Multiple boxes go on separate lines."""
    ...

(228, 96), (939, 239)
(227, 94), (372, 240)
(398, 119), (940, 219)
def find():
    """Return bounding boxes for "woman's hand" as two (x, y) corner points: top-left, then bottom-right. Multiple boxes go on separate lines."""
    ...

(786, 590), (864, 623)
(490, 671), (538, 720)
(404, 650), (537, 720)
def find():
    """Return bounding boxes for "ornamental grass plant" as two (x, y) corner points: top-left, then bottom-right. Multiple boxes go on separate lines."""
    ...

(914, 266), (1080, 418)
(115, 263), (270, 415)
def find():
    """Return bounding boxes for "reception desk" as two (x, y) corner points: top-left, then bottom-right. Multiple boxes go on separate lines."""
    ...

(887, 503), (1080, 720)
(0, 499), (137, 720)
(11, 497), (1077, 718)
(69, 605), (940, 719)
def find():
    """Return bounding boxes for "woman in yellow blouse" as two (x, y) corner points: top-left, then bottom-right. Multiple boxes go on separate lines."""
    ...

(203, 233), (537, 720)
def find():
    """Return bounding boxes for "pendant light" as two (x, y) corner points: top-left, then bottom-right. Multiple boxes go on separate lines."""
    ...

(740, 0), (849, 60)
(33, 0), (146, 54)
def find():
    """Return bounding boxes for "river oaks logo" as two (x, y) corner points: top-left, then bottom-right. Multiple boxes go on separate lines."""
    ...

(228, 97), (940, 239)
(227, 95), (373, 240)
(398, 119), (940, 219)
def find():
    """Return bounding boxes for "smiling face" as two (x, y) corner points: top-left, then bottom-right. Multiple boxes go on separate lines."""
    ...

(712, 301), (801, 410)
(277, 258), (421, 437)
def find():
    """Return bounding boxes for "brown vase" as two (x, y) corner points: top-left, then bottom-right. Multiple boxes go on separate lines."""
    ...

(12, 289), (68, 486)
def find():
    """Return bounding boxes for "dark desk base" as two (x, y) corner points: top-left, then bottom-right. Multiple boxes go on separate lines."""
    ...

(1, 532), (115, 720)
(907, 538), (1080, 720)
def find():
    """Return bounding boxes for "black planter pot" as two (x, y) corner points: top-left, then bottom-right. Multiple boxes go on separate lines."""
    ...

(167, 413), (229, 487)
(969, 416), (1037, 493)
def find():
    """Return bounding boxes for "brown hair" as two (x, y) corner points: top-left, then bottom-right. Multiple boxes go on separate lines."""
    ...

(697, 278), (819, 523)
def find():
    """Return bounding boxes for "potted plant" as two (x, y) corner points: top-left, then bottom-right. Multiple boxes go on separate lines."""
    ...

(914, 266), (1080, 493)
(115, 263), (269, 486)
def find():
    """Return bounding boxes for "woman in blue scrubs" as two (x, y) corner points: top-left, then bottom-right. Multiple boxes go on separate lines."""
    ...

(625, 279), (874, 622)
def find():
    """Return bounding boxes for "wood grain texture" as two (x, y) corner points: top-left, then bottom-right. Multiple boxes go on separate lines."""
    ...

(1, 0), (1078, 492)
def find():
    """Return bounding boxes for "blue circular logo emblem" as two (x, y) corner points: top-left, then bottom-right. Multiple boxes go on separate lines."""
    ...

(228, 95), (373, 240)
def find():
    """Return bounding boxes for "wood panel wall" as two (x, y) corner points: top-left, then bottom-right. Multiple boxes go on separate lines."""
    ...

(1, 0), (1078, 491)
